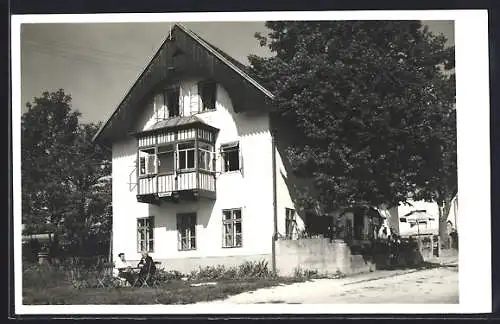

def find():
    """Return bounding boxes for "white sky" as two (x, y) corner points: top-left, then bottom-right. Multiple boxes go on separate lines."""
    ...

(20, 20), (454, 124)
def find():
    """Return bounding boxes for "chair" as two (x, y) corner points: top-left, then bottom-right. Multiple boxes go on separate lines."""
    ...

(133, 261), (158, 288)
(97, 263), (118, 288)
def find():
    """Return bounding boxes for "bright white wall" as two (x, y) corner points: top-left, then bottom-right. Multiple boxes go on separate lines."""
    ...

(275, 148), (305, 237)
(111, 80), (274, 262)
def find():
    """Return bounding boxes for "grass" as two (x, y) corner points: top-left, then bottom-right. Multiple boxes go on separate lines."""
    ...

(23, 277), (302, 305)
(22, 260), (305, 305)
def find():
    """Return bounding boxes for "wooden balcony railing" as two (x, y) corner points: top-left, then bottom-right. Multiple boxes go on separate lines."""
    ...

(137, 169), (216, 201)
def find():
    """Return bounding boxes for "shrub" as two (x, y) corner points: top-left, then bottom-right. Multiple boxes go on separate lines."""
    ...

(23, 263), (68, 289)
(155, 269), (184, 282)
(186, 260), (272, 282)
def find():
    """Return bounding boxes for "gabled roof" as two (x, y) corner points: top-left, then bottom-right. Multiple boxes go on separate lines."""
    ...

(92, 23), (273, 146)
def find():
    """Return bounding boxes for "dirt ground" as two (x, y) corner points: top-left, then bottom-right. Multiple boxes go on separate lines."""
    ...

(197, 263), (458, 304)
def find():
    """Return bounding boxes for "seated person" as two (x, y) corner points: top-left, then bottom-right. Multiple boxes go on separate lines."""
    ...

(136, 251), (156, 284)
(114, 252), (135, 285)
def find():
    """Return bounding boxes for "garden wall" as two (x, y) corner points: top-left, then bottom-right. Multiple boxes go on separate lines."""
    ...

(275, 238), (374, 276)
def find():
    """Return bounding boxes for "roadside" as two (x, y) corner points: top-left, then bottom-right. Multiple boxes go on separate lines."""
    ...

(196, 252), (459, 304)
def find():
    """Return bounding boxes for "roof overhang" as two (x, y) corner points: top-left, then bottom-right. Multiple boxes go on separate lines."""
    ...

(92, 23), (274, 147)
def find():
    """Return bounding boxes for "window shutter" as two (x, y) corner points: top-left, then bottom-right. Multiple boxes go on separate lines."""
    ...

(190, 83), (199, 115)
(179, 85), (185, 116)
(176, 214), (181, 250)
(239, 144), (244, 177)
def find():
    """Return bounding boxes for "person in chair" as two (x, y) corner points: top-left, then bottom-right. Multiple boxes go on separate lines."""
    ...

(137, 251), (156, 285)
(114, 253), (135, 286)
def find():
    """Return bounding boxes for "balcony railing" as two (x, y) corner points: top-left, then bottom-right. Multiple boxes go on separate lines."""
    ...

(137, 169), (215, 202)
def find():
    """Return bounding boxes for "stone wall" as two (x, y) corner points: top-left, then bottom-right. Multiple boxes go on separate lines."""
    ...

(275, 238), (374, 276)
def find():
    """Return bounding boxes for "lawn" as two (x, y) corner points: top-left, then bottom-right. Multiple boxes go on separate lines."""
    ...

(23, 277), (302, 305)
(22, 260), (308, 305)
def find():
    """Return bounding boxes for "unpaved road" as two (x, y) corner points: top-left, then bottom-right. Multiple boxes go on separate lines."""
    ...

(197, 266), (458, 304)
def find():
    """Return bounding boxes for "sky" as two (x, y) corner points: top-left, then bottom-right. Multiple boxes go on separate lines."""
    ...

(20, 20), (454, 124)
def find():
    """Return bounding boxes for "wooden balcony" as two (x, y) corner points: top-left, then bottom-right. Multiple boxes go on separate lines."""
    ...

(137, 169), (216, 204)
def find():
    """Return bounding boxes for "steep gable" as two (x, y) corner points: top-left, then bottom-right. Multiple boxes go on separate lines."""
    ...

(93, 24), (274, 146)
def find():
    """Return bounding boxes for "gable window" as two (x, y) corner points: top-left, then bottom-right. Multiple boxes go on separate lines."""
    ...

(177, 142), (195, 170)
(222, 208), (242, 248)
(221, 142), (240, 172)
(198, 143), (215, 171)
(285, 208), (296, 239)
(139, 148), (156, 176)
(158, 144), (175, 174)
(177, 213), (196, 251)
(166, 88), (180, 117)
(199, 81), (216, 112)
(137, 217), (154, 252)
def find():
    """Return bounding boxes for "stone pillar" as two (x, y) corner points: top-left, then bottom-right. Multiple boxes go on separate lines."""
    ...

(38, 251), (50, 265)
(333, 239), (350, 275)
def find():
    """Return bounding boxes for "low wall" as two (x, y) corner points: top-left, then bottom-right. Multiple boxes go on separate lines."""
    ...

(275, 238), (374, 276)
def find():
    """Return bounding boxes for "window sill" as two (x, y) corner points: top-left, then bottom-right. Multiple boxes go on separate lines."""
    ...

(220, 170), (242, 175)
(222, 245), (243, 249)
(178, 248), (197, 252)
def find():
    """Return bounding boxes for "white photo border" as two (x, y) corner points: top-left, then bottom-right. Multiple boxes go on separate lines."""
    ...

(12, 9), (491, 315)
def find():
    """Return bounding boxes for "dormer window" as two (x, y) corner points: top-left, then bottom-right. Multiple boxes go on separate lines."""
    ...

(199, 81), (216, 112)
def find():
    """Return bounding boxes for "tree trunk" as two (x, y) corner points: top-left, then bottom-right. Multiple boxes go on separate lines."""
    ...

(438, 200), (452, 251)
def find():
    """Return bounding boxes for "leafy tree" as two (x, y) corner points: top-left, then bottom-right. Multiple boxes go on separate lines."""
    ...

(249, 21), (456, 246)
(21, 89), (112, 256)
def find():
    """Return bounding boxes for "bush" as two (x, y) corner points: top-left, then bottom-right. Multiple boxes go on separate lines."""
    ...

(23, 257), (114, 290)
(155, 269), (184, 282)
(23, 263), (68, 289)
(186, 260), (273, 282)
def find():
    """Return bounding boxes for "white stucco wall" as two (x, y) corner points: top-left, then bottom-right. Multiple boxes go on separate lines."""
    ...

(275, 148), (305, 238)
(111, 80), (275, 263)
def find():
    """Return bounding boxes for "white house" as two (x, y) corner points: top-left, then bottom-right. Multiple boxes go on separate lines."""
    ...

(380, 197), (458, 237)
(92, 24), (306, 273)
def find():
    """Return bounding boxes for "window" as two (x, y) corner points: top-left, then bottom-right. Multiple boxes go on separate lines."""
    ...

(166, 88), (180, 117)
(139, 148), (156, 176)
(198, 143), (215, 171)
(221, 142), (240, 172)
(177, 142), (195, 170)
(199, 81), (216, 112)
(137, 217), (154, 252)
(177, 213), (196, 250)
(285, 208), (296, 239)
(222, 208), (242, 248)
(158, 144), (175, 173)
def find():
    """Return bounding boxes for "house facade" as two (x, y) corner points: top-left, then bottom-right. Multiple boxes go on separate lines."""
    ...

(93, 24), (305, 272)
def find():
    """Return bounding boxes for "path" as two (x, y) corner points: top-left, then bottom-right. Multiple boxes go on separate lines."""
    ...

(197, 256), (458, 304)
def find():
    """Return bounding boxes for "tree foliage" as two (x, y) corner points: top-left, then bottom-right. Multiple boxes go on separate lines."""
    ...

(249, 21), (456, 218)
(21, 89), (112, 256)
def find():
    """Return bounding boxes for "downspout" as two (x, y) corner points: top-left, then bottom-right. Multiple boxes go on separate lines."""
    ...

(271, 128), (278, 275)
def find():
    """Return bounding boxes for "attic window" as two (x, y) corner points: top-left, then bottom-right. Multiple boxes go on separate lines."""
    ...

(166, 88), (180, 117)
(199, 81), (216, 112)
